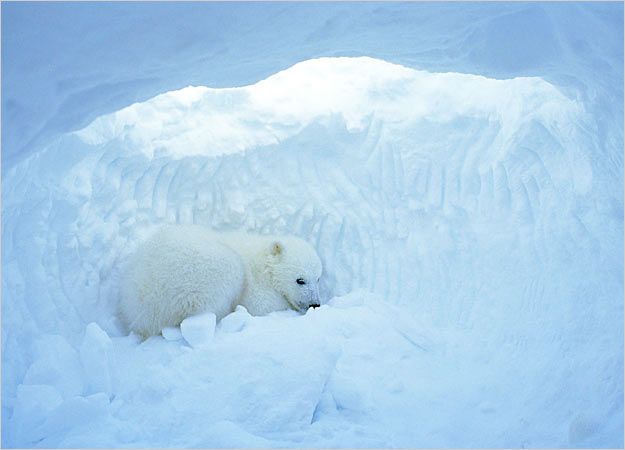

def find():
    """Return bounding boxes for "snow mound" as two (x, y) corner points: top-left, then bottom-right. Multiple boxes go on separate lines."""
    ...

(2, 57), (622, 447)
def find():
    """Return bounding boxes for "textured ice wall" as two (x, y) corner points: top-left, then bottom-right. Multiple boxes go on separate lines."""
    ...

(3, 2), (623, 168)
(2, 57), (622, 446)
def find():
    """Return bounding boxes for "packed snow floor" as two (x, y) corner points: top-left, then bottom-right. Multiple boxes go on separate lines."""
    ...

(2, 14), (623, 447)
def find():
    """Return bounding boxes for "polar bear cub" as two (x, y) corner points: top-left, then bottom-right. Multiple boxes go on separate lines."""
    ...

(119, 225), (323, 337)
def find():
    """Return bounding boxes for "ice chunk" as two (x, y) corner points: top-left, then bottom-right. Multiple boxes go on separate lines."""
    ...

(218, 305), (251, 334)
(80, 323), (113, 395)
(180, 312), (216, 348)
(162, 326), (183, 341)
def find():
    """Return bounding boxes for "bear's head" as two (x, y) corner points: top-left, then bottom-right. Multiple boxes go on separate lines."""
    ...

(266, 237), (322, 313)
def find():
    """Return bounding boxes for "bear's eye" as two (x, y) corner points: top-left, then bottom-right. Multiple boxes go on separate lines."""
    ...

(296, 278), (306, 285)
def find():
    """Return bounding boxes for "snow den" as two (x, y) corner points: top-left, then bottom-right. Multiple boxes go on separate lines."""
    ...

(2, 51), (623, 447)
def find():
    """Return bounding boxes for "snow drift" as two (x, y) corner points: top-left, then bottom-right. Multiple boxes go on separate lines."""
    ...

(2, 28), (623, 450)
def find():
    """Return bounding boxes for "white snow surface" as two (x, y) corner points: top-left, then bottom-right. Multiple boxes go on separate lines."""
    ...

(2, 3), (623, 448)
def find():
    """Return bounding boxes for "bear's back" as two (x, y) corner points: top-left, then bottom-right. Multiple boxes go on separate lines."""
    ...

(119, 225), (246, 336)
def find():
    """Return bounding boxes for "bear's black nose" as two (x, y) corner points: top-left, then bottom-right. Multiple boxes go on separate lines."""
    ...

(310, 303), (321, 309)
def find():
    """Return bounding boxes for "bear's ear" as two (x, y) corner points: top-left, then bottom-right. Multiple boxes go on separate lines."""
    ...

(270, 240), (283, 258)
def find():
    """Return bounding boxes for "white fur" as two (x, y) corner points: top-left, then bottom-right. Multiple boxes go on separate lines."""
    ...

(119, 225), (322, 337)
